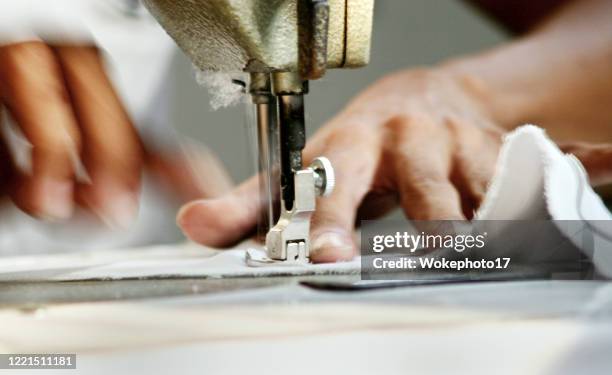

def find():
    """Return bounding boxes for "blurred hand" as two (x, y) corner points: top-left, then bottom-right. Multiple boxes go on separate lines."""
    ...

(0, 41), (142, 225)
(0, 41), (230, 227)
(177, 68), (612, 262)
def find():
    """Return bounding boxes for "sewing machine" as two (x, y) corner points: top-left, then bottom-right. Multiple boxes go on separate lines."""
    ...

(141, 0), (375, 263)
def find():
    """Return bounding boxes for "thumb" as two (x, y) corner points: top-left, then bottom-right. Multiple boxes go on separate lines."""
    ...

(560, 142), (612, 186)
(177, 174), (261, 247)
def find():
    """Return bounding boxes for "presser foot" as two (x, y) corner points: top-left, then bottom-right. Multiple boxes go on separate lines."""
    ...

(262, 157), (335, 265)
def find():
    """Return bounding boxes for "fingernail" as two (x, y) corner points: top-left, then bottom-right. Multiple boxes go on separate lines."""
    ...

(99, 192), (139, 229)
(311, 232), (354, 261)
(38, 179), (74, 221)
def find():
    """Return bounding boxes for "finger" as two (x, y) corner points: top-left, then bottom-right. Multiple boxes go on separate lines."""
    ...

(390, 116), (465, 221)
(0, 42), (80, 219)
(356, 192), (399, 221)
(54, 46), (143, 228)
(559, 142), (612, 186)
(448, 121), (502, 217)
(308, 127), (382, 263)
(177, 174), (261, 247)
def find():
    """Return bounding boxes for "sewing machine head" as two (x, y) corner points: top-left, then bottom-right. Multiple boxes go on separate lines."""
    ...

(141, 0), (374, 263)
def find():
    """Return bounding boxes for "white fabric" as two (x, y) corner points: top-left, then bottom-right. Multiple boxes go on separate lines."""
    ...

(0, 125), (610, 281)
(0, 242), (359, 281)
(478, 125), (611, 221)
(477, 125), (612, 276)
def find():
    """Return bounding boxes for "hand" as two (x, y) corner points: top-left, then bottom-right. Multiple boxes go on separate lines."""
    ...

(0, 41), (231, 227)
(0, 41), (143, 225)
(177, 69), (505, 261)
(177, 67), (612, 262)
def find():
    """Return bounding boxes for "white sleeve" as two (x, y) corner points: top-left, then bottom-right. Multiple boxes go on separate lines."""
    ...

(0, 0), (96, 46)
(0, 0), (177, 130)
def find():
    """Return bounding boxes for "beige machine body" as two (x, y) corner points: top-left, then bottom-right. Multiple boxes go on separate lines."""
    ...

(141, 0), (373, 78)
(142, 0), (375, 263)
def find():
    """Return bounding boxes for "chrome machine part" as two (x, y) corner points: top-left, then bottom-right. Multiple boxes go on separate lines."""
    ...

(249, 73), (280, 240)
(250, 70), (336, 263)
(311, 156), (335, 197)
(265, 157), (335, 263)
